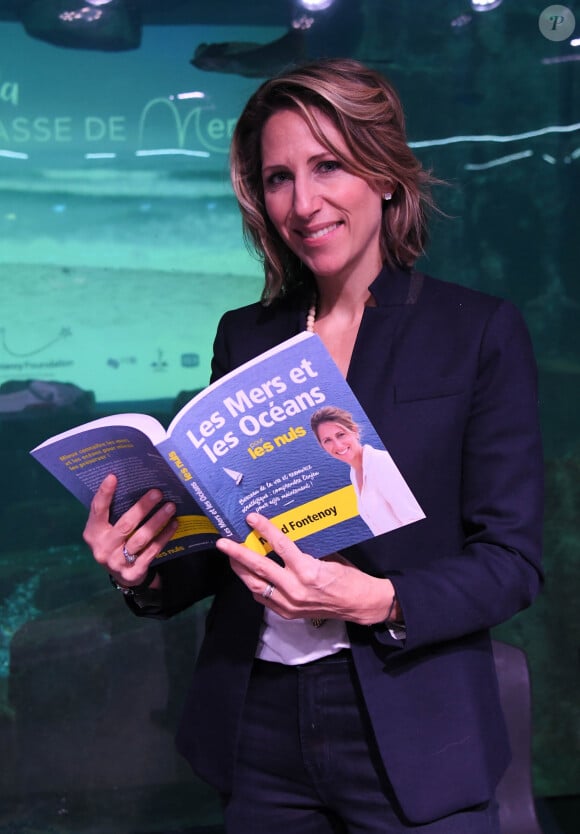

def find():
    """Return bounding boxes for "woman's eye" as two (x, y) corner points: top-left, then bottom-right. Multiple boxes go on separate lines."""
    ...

(265, 171), (290, 187)
(318, 160), (341, 174)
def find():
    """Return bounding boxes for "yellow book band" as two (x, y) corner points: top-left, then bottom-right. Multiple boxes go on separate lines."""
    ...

(171, 514), (219, 538)
(243, 485), (359, 555)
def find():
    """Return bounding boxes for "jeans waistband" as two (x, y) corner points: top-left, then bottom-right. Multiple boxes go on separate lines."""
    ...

(254, 648), (351, 673)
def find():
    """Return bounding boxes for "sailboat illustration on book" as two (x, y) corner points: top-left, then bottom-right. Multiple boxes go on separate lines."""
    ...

(223, 466), (244, 485)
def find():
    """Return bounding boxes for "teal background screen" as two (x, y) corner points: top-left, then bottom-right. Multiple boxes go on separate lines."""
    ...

(1, 2), (578, 831)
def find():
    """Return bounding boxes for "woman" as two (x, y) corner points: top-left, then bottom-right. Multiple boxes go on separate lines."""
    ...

(311, 405), (425, 536)
(84, 59), (543, 833)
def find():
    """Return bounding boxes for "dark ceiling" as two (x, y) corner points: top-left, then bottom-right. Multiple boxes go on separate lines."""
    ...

(0, 0), (338, 52)
(0, 0), (294, 27)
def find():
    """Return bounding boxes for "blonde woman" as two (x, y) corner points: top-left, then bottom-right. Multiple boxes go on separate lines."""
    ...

(84, 59), (543, 834)
(311, 405), (424, 535)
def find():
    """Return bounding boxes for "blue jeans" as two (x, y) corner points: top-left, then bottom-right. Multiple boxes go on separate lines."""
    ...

(222, 651), (500, 834)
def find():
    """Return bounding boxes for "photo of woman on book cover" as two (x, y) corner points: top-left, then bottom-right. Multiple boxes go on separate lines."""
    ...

(310, 405), (424, 536)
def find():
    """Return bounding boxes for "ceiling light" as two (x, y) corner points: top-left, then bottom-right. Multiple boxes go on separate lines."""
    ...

(471, 0), (503, 12)
(297, 0), (336, 11)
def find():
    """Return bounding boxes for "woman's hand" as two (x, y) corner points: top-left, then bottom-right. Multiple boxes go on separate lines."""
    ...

(216, 512), (398, 626)
(83, 473), (178, 588)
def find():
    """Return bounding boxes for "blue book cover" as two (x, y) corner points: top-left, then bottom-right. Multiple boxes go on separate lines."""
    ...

(31, 332), (424, 562)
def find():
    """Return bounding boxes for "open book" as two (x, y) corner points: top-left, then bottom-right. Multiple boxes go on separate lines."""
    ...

(31, 332), (424, 563)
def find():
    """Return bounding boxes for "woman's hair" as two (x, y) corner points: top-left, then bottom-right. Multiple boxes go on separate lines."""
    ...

(230, 57), (439, 304)
(310, 405), (360, 442)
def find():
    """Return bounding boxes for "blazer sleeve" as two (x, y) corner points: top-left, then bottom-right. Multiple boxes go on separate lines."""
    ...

(378, 300), (544, 650)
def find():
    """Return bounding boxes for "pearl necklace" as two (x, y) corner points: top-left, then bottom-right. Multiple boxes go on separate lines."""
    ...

(306, 297), (317, 333)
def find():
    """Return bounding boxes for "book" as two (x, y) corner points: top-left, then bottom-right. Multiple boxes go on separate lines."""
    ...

(30, 332), (424, 564)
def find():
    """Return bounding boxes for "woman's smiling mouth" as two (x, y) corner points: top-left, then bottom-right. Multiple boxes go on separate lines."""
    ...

(300, 222), (343, 242)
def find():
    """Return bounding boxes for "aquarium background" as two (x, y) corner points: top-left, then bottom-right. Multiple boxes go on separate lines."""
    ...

(1, 1), (579, 832)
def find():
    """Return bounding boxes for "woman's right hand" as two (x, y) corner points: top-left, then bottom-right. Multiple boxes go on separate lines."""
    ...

(83, 473), (178, 588)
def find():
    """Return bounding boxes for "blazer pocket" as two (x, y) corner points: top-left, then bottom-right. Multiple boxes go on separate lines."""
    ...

(394, 377), (465, 404)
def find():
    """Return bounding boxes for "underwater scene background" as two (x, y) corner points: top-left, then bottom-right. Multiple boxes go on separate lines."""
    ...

(0, 1), (579, 832)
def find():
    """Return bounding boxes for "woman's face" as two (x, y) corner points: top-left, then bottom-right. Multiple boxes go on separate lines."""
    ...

(315, 421), (362, 465)
(260, 108), (384, 287)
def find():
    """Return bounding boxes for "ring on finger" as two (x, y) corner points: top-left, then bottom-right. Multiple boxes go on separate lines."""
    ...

(261, 582), (275, 599)
(123, 543), (137, 565)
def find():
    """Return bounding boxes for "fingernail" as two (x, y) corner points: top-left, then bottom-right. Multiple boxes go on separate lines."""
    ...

(163, 502), (176, 515)
(246, 512), (260, 525)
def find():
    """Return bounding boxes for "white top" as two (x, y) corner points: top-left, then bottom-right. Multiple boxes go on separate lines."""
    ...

(350, 444), (425, 536)
(256, 609), (350, 664)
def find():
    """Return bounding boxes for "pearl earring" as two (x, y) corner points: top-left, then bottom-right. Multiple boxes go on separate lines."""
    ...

(383, 192), (392, 201)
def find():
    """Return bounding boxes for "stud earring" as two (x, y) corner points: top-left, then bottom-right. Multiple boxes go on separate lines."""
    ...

(382, 192), (392, 201)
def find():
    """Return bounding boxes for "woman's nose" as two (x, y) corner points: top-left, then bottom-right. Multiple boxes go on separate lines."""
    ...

(292, 176), (322, 217)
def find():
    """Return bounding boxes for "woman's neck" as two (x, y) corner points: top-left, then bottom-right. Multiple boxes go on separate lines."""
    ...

(315, 283), (376, 330)
(314, 264), (381, 321)
(308, 285), (376, 377)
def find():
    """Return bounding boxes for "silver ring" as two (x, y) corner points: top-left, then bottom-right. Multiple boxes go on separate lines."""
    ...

(123, 544), (137, 565)
(261, 582), (275, 599)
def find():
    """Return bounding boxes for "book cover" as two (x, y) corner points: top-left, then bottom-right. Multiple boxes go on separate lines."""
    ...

(30, 413), (220, 563)
(31, 332), (424, 563)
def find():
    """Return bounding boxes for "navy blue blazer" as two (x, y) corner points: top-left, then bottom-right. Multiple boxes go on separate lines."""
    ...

(141, 265), (543, 824)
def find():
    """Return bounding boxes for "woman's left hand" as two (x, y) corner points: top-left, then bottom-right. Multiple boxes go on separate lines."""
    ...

(216, 512), (396, 626)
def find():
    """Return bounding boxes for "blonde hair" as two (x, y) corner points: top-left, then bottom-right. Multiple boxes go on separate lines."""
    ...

(230, 58), (439, 304)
